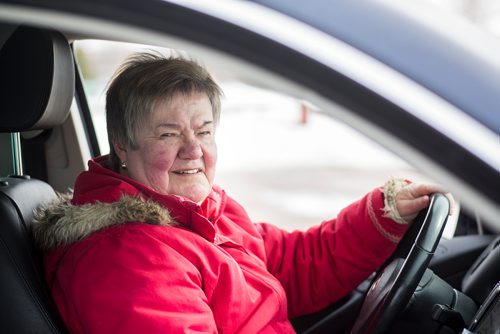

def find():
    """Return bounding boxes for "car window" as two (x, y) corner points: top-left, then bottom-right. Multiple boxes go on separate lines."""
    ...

(74, 40), (456, 236)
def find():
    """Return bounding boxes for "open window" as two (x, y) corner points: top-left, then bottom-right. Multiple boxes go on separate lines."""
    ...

(73, 39), (439, 233)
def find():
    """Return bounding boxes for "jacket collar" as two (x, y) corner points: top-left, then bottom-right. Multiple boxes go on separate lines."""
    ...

(33, 194), (176, 250)
(36, 155), (227, 248)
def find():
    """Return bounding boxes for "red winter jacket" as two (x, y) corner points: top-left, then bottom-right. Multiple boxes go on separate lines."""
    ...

(34, 156), (409, 333)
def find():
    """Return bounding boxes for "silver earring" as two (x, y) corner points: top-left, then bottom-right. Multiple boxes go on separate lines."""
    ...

(121, 161), (127, 169)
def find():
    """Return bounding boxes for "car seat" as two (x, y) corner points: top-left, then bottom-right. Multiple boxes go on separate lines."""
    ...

(0, 24), (74, 333)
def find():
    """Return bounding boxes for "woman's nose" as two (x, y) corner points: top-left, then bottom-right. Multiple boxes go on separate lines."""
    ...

(178, 137), (203, 160)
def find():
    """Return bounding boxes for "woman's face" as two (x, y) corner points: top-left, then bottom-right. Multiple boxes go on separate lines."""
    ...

(115, 92), (217, 203)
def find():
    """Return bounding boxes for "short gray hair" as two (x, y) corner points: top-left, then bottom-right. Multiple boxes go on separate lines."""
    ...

(106, 52), (223, 171)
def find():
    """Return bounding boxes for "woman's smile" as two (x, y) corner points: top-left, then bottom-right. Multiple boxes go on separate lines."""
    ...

(172, 168), (203, 175)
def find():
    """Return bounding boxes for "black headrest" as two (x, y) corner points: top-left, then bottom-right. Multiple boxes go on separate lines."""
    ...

(0, 26), (74, 132)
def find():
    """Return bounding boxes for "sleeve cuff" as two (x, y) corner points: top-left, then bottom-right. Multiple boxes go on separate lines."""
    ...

(381, 178), (411, 225)
(368, 186), (410, 243)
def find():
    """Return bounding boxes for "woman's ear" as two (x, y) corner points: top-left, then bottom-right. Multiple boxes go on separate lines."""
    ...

(113, 141), (128, 163)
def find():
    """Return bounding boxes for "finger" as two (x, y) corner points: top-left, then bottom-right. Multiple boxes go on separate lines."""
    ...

(411, 184), (458, 216)
(413, 186), (456, 216)
(411, 186), (455, 216)
(398, 195), (431, 219)
(414, 195), (431, 211)
(407, 183), (447, 199)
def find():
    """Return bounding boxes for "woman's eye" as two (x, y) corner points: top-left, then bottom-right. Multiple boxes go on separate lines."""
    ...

(160, 133), (177, 138)
(198, 131), (211, 136)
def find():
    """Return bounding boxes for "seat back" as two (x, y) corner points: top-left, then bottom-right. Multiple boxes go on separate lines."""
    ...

(0, 177), (66, 333)
(0, 24), (74, 333)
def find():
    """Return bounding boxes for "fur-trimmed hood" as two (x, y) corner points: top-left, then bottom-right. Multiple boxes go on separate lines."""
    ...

(33, 193), (176, 250)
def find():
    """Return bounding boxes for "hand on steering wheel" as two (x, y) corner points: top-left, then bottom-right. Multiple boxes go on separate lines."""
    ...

(351, 193), (451, 334)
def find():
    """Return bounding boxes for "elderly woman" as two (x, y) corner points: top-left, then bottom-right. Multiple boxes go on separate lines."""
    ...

(34, 53), (447, 333)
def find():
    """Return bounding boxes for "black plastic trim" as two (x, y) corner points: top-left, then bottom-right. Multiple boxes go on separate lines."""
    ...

(72, 45), (100, 157)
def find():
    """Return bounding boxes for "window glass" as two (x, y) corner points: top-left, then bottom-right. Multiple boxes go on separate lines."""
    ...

(74, 40), (446, 234)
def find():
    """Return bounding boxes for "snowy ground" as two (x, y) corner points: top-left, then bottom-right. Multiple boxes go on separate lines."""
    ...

(213, 82), (429, 231)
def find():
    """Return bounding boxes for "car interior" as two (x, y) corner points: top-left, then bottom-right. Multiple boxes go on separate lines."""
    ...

(0, 25), (72, 333)
(0, 22), (499, 334)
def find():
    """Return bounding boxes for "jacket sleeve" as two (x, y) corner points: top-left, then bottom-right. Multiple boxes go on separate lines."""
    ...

(52, 226), (218, 334)
(256, 187), (409, 318)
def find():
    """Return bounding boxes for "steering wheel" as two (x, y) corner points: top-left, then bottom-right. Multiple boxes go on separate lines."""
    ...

(351, 193), (451, 334)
